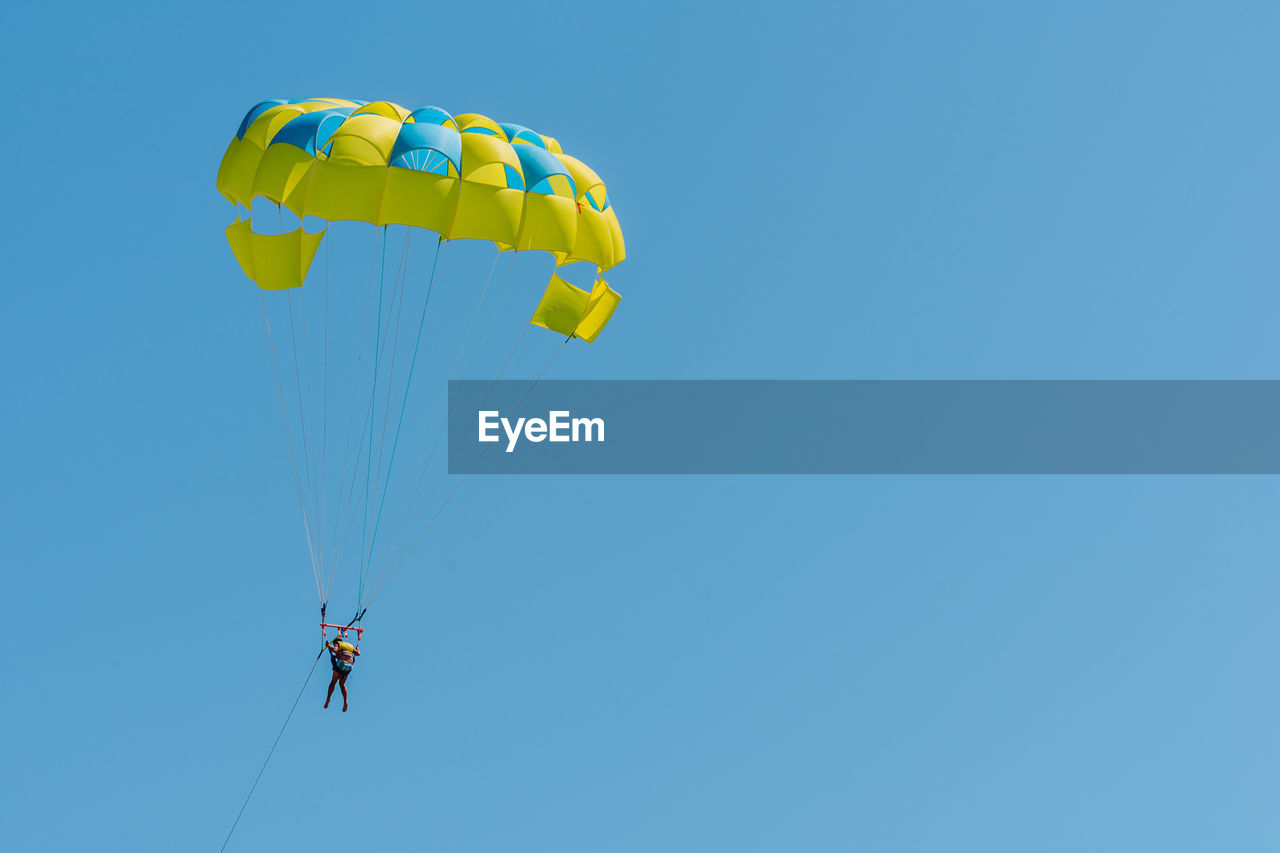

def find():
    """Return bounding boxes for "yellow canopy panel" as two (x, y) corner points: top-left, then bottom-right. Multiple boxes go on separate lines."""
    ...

(529, 275), (621, 342)
(224, 219), (324, 291)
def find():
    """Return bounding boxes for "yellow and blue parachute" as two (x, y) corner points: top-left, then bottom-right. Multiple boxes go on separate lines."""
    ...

(217, 97), (623, 339)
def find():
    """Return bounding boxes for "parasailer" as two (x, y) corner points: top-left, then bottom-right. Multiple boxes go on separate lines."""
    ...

(324, 634), (360, 712)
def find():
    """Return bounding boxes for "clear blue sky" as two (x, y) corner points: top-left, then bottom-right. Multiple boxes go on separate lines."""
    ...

(5, 1), (1280, 850)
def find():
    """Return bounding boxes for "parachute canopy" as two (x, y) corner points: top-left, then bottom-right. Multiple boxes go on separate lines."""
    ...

(217, 97), (624, 341)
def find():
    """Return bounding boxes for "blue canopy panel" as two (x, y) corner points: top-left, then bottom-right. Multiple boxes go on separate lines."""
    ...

(236, 100), (288, 139)
(409, 106), (458, 130)
(498, 122), (546, 148)
(513, 145), (576, 198)
(236, 98), (367, 140)
(390, 123), (462, 176)
(269, 108), (357, 154)
(503, 164), (525, 191)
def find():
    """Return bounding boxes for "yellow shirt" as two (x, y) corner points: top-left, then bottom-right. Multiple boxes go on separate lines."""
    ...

(332, 640), (356, 656)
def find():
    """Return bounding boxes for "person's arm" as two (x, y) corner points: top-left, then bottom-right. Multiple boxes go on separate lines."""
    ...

(352, 647), (361, 656)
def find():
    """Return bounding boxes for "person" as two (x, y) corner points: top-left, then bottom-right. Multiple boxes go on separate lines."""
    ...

(324, 634), (361, 712)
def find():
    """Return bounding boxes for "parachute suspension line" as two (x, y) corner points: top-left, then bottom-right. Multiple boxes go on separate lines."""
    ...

(325, 227), (384, 596)
(359, 236), (444, 610)
(455, 251), (517, 403)
(299, 282), (317, 545)
(324, 227), (381, 603)
(377, 325), (542, 592)
(356, 226), (412, 603)
(373, 229), (413, 458)
(218, 653), (323, 853)
(285, 292), (317, 533)
(286, 290), (325, 598)
(368, 337), (569, 606)
(357, 225), (390, 612)
(257, 292), (323, 602)
(294, 285), (324, 589)
(448, 325), (530, 465)
(277, 202), (320, 566)
(340, 227), (413, 600)
(383, 321), (530, 575)
(297, 270), (320, 591)
(365, 227), (414, 551)
(450, 249), (505, 381)
(382, 247), (508, 561)
(320, 237), (331, 599)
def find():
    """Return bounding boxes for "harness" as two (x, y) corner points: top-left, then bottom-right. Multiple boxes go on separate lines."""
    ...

(320, 605), (364, 673)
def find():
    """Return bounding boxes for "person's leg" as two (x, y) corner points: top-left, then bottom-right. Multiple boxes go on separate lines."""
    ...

(339, 671), (350, 711)
(325, 670), (339, 708)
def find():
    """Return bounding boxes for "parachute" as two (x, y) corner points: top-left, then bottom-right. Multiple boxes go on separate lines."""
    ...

(216, 97), (625, 625)
(217, 97), (623, 332)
